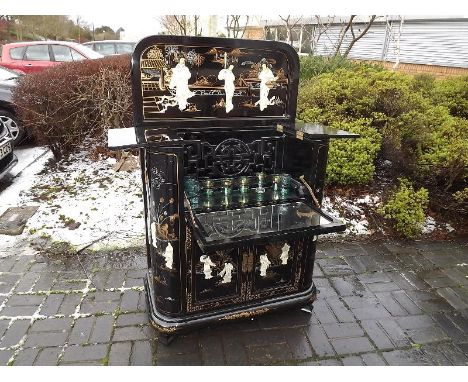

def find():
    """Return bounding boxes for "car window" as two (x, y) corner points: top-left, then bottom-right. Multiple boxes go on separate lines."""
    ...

(95, 43), (116, 55)
(68, 43), (103, 59)
(24, 45), (50, 61)
(51, 45), (73, 62)
(9, 46), (26, 60)
(116, 43), (134, 54)
(70, 48), (86, 61)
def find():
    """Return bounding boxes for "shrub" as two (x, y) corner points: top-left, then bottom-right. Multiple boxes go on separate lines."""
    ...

(412, 73), (436, 97)
(13, 55), (132, 159)
(453, 188), (468, 215)
(298, 68), (377, 123)
(378, 178), (429, 239)
(299, 56), (357, 81)
(297, 67), (468, 190)
(453, 188), (468, 204)
(326, 119), (381, 185)
(418, 116), (468, 190)
(431, 76), (468, 119)
(298, 67), (427, 126)
(381, 105), (452, 171)
(299, 56), (384, 82)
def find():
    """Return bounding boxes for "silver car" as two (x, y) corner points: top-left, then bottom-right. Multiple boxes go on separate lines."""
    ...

(83, 40), (135, 56)
(0, 66), (25, 145)
(0, 113), (17, 179)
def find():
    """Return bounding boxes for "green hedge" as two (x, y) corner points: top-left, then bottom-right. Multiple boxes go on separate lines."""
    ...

(299, 56), (358, 81)
(298, 66), (468, 191)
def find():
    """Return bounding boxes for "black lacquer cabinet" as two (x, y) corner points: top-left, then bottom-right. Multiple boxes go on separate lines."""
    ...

(108, 35), (359, 343)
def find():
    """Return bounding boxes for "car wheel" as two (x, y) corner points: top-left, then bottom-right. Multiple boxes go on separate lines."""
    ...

(0, 109), (25, 145)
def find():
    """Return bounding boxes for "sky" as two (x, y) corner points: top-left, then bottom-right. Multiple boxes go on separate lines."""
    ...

(77, 15), (163, 41)
(3, 0), (468, 42)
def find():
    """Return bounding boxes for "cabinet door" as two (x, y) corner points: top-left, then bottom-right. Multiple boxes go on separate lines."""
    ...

(186, 229), (247, 313)
(246, 239), (306, 301)
(146, 150), (183, 315)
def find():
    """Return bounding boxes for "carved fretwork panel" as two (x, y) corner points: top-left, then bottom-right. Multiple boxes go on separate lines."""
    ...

(184, 137), (281, 178)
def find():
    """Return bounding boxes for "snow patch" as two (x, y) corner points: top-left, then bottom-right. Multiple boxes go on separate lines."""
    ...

(445, 223), (455, 233)
(422, 216), (437, 234)
(356, 194), (381, 206)
(0, 147), (145, 256)
(321, 196), (373, 236)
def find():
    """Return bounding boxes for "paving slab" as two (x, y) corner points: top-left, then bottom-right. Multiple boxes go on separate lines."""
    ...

(1, 240), (468, 366)
(0, 206), (39, 235)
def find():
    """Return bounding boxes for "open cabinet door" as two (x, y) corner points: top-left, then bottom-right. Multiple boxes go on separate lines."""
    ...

(189, 200), (345, 252)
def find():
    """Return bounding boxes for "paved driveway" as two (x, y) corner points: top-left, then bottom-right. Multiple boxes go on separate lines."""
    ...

(0, 239), (467, 365)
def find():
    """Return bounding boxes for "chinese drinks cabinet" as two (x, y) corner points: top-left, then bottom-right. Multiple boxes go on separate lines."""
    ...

(108, 35), (359, 343)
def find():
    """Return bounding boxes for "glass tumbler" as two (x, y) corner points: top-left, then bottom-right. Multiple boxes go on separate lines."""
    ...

(272, 174), (281, 191)
(184, 176), (200, 197)
(222, 178), (233, 195)
(256, 172), (266, 193)
(202, 179), (214, 196)
(239, 176), (250, 194)
(280, 174), (291, 195)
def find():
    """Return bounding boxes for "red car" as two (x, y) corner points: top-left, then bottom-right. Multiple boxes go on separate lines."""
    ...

(0, 41), (103, 74)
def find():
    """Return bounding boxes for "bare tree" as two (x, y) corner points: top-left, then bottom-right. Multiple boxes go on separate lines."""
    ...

(226, 15), (250, 38)
(333, 15), (377, 58)
(301, 15), (335, 55)
(159, 15), (202, 36)
(76, 16), (82, 43)
(278, 15), (303, 46)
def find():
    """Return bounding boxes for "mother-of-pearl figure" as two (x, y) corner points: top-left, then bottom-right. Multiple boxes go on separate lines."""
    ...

(280, 243), (290, 265)
(163, 242), (174, 269)
(169, 57), (194, 111)
(255, 63), (277, 111)
(200, 255), (216, 279)
(219, 262), (234, 283)
(217, 64), (235, 113)
(259, 254), (271, 276)
(150, 222), (174, 269)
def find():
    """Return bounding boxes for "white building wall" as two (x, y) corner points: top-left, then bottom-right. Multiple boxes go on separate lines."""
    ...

(269, 18), (468, 68)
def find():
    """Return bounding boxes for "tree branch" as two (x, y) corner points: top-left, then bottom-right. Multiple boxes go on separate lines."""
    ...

(334, 15), (355, 57)
(342, 15), (377, 58)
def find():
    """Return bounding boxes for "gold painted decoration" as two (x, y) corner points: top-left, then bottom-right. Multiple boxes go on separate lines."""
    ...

(139, 43), (290, 120)
(219, 308), (269, 321)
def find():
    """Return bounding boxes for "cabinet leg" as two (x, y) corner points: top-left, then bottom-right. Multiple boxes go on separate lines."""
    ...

(159, 333), (176, 345)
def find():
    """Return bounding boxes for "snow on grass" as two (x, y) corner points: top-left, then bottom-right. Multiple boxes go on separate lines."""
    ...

(0, 147), (145, 255)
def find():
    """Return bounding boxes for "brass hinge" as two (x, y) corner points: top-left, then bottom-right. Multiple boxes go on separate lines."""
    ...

(276, 124), (284, 133)
(242, 252), (254, 273)
(296, 131), (304, 140)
